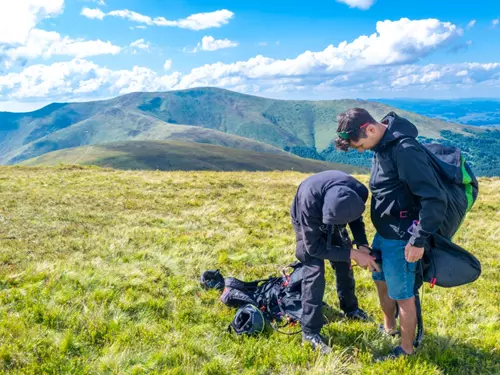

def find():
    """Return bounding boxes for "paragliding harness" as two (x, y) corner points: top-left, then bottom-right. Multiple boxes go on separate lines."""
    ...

(201, 262), (305, 336)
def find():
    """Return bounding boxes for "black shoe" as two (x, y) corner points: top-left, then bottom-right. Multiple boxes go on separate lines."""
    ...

(302, 333), (332, 355)
(375, 346), (414, 361)
(344, 308), (370, 321)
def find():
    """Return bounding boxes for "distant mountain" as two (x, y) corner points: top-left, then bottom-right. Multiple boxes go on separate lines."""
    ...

(373, 98), (500, 127)
(1, 87), (498, 175)
(20, 140), (367, 173)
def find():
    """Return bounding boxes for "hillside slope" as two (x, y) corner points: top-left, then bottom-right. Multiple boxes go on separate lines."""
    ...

(0, 167), (498, 374)
(20, 140), (366, 173)
(0, 88), (470, 165)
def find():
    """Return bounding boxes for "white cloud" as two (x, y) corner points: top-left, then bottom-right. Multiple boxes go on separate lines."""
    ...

(492, 19), (499, 28)
(155, 9), (234, 30)
(81, 7), (105, 20)
(388, 63), (500, 89)
(81, 8), (234, 30)
(0, 59), (181, 99)
(1, 58), (500, 102)
(336, 0), (375, 10)
(467, 20), (476, 29)
(130, 25), (147, 30)
(2, 17), (497, 102)
(0, 0), (64, 44)
(164, 59), (172, 71)
(177, 18), (461, 88)
(108, 9), (153, 24)
(192, 36), (239, 52)
(3, 29), (120, 66)
(129, 38), (150, 51)
(1, 3), (120, 67)
(258, 42), (268, 47)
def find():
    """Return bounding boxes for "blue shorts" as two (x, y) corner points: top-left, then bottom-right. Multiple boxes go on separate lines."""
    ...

(371, 233), (417, 300)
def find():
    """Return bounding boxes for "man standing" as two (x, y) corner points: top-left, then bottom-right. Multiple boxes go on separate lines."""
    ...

(334, 108), (450, 359)
(291, 170), (380, 354)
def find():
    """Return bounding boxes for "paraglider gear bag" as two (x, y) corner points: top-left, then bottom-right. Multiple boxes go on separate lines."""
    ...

(218, 262), (305, 335)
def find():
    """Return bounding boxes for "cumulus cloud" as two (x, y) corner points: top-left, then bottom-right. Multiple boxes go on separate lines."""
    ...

(164, 59), (172, 71)
(129, 38), (150, 51)
(1, 57), (500, 102)
(192, 36), (239, 52)
(2, 17), (496, 102)
(0, 0), (64, 44)
(176, 18), (461, 88)
(492, 19), (499, 28)
(336, 0), (375, 10)
(0, 59), (181, 99)
(0, 2), (119, 67)
(4, 29), (120, 64)
(81, 7), (234, 30)
(81, 7), (105, 20)
(2, 58), (499, 102)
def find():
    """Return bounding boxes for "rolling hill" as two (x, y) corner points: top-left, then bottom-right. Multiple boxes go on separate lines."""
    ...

(20, 140), (366, 173)
(1, 87), (498, 175)
(0, 88), (465, 161)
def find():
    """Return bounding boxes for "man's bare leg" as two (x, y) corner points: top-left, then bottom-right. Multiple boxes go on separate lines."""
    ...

(397, 296), (416, 354)
(375, 280), (397, 332)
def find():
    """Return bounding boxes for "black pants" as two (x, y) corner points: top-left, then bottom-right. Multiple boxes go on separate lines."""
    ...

(300, 257), (358, 334)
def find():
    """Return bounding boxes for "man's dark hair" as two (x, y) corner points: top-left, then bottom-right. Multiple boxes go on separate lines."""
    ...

(334, 108), (377, 151)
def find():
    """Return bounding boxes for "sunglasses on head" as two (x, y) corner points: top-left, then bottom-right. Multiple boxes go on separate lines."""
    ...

(337, 122), (370, 140)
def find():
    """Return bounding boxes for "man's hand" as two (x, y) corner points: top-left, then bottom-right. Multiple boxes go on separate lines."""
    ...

(405, 243), (424, 263)
(351, 249), (380, 272)
(357, 245), (371, 254)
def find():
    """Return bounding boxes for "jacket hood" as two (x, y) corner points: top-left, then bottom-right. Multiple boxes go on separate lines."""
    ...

(322, 186), (365, 225)
(373, 111), (419, 152)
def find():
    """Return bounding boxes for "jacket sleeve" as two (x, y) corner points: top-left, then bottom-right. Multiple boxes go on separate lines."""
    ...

(300, 212), (351, 262)
(396, 140), (448, 248)
(348, 216), (369, 246)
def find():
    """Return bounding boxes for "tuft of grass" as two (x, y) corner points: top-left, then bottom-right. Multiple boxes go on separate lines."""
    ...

(0, 166), (498, 374)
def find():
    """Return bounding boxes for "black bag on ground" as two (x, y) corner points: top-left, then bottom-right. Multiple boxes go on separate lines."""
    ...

(207, 262), (305, 335)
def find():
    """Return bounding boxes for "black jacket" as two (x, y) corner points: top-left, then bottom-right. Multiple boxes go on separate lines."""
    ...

(370, 113), (448, 247)
(291, 170), (369, 263)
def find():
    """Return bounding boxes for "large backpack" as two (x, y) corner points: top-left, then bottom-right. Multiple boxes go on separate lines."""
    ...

(207, 262), (305, 334)
(421, 143), (479, 212)
(383, 112), (479, 212)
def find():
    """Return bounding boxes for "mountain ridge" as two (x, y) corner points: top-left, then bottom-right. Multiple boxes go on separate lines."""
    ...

(2, 87), (498, 175)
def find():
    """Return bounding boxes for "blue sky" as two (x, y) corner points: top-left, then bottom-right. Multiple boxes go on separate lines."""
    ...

(0, 0), (499, 111)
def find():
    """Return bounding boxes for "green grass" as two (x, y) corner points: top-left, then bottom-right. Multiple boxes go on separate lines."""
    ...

(19, 140), (366, 174)
(0, 166), (498, 374)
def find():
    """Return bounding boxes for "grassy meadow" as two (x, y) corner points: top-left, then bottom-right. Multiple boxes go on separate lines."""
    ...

(19, 140), (365, 174)
(0, 166), (498, 374)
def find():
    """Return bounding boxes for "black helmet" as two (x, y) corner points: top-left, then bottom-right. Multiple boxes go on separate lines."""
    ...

(228, 304), (266, 335)
(200, 270), (225, 291)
